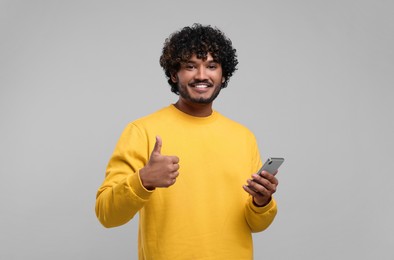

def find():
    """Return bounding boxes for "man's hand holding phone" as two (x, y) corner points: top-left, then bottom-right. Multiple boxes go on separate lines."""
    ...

(243, 157), (284, 207)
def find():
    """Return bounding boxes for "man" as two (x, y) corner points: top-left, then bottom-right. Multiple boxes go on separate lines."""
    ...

(96, 24), (279, 259)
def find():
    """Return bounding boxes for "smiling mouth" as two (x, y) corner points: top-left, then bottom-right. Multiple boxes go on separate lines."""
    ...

(194, 84), (209, 89)
(190, 82), (213, 88)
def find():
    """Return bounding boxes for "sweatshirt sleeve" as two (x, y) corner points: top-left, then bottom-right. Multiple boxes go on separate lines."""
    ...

(244, 196), (278, 232)
(244, 131), (278, 232)
(95, 123), (154, 228)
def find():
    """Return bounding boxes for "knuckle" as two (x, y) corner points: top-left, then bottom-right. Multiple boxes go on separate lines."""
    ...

(172, 164), (179, 171)
(248, 181), (256, 189)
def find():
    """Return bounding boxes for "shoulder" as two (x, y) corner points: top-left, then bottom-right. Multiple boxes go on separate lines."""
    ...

(216, 112), (252, 131)
(131, 105), (173, 125)
(215, 112), (257, 139)
(117, 107), (173, 147)
(120, 105), (178, 140)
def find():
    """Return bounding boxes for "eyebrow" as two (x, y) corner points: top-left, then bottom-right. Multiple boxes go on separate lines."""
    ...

(183, 58), (219, 64)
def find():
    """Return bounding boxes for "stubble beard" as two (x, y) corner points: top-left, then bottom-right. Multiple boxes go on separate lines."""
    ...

(177, 83), (222, 104)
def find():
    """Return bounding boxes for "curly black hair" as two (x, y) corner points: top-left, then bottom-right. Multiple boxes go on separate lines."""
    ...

(159, 24), (238, 94)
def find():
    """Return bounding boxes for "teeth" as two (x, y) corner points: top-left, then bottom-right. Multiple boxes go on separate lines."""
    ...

(195, 84), (208, 88)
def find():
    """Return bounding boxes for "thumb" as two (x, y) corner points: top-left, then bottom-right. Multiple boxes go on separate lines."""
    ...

(152, 135), (162, 155)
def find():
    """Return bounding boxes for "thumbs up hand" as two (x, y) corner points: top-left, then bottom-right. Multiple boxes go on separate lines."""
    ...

(139, 136), (180, 190)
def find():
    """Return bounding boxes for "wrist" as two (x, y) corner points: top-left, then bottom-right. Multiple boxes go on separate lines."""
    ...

(139, 167), (155, 190)
(253, 197), (271, 207)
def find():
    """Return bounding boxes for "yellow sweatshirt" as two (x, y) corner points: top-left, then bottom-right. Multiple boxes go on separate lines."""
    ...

(96, 105), (277, 259)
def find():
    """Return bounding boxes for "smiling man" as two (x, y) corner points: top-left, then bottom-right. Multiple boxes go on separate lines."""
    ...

(171, 53), (224, 116)
(96, 24), (279, 259)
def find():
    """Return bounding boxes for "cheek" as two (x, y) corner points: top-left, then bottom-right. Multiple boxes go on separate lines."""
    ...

(212, 71), (224, 83)
(175, 72), (193, 84)
(215, 75), (224, 84)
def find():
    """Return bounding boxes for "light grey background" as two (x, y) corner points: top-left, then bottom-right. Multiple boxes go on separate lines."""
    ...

(1, 1), (393, 259)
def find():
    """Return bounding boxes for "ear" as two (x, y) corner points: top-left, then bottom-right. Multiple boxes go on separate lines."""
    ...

(222, 77), (225, 83)
(171, 73), (178, 83)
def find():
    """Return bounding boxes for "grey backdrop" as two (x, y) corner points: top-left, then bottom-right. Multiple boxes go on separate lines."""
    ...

(1, 1), (393, 259)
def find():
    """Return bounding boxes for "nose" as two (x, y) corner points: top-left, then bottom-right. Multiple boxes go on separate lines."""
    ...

(195, 66), (208, 80)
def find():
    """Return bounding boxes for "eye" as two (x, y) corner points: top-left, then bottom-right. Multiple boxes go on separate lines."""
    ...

(184, 63), (195, 70)
(207, 63), (218, 70)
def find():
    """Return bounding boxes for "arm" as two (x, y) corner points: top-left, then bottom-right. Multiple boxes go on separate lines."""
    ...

(242, 134), (278, 232)
(95, 123), (153, 228)
(244, 195), (278, 233)
(243, 171), (279, 232)
(95, 126), (180, 228)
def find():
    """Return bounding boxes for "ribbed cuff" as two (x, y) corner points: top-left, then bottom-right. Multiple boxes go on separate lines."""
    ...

(127, 170), (154, 201)
(248, 196), (276, 214)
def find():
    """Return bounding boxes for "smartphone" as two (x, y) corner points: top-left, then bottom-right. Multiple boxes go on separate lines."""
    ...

(256, 157), (285, 175)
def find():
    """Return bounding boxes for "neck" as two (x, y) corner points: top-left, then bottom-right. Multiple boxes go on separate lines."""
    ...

(174, 100), (213, 117)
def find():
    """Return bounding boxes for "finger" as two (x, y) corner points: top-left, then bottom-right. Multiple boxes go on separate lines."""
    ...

(168, 155), (179, 164)
(166, 163), (180, 173)
(171, 163), (180, 172)
(252, 174), (272, 187)
(163, 156), (179, 167)
(170, 171), (180, 179)
(166, 177), (177, 187)
(152, 136), (162, 155)
(174, 171), (179, 178)
(259, 171), (279, 185)
(243, 184), (263, 198)
(246, 179), (259, 193)
(248, 178), (275, 195)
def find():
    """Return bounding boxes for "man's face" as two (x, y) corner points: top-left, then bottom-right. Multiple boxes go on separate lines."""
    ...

(171, 53), (225, 104)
